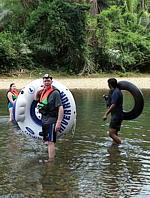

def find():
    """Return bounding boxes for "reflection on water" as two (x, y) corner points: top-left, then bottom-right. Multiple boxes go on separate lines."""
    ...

(0, 89), (150, 197)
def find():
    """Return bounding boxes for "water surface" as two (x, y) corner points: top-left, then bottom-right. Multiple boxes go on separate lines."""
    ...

(0, 89), (150, 197)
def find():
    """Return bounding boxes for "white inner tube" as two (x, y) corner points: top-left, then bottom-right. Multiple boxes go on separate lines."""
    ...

(13, 79), (76, 141)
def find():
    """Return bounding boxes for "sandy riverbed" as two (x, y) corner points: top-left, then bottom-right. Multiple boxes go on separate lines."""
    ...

(0, 77), (150, 90)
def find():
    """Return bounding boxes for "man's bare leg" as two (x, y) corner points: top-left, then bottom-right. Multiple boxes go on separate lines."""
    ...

(45, 141), (55, 162)
(109, 128), (121, 144)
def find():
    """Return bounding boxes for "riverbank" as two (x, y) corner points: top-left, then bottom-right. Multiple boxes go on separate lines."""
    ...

(1, 77), (150, 90)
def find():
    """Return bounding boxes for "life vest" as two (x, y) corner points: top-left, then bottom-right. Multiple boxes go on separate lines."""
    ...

(38, 87), (57, 115)
(6, 90), (19, 103)
(39, 87), (54, 108)
(10, 90), (19, 99)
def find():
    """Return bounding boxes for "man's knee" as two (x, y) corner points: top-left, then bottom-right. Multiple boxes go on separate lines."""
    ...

(48, 141), (54, 146)
(109, 128), (116, 137)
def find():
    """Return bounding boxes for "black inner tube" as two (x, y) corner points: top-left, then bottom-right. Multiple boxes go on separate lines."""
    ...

(117, 81), (144, 120)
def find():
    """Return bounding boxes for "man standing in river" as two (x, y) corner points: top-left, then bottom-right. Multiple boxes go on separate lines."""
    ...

(103, 78), (124, 144)
(34, 74), (63, 162)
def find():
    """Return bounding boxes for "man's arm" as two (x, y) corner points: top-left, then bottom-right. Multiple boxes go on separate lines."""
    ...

(103, 104), (116, 121)
(34, 87), (44, 100)
(55, 105), (63, 132)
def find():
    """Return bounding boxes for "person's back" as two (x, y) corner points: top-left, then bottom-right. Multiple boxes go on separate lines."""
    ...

(111, 88), (123, 121)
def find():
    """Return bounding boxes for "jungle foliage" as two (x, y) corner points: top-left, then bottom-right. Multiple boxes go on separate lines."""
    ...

(0, 0), (150, 74)
(88, 5), (150, 73)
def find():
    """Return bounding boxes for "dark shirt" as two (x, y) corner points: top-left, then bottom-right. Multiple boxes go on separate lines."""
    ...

(41, 90), (62, 124)
(111, 88), (124, 121)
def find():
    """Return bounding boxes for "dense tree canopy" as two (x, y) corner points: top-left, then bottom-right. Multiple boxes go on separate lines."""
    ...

(25, 0), (90, 73)
(88, 5), (150, 72)
(0, 0), (150, 74)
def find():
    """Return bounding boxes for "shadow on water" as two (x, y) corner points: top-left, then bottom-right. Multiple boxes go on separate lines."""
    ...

(0, 89), (150, 197)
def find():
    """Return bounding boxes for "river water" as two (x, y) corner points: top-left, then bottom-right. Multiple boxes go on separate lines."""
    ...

(0, 89), (150, 198)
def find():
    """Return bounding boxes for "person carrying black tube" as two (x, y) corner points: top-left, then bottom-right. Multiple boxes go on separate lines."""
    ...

(103, 78), (124, 144)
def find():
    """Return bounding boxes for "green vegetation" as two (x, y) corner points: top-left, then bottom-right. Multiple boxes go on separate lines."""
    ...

(0, 0), (150, 76)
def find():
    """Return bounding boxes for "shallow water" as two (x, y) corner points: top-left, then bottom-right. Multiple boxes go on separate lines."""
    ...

(1, 89), (150, 197)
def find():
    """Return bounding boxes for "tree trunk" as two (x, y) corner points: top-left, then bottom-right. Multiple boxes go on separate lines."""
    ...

(89, 0), (98, 18)
(142, 0), (145, 10)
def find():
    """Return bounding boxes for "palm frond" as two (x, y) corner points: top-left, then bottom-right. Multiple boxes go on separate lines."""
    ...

(35, 42), (55, 53)
(0, 9), (11, 22)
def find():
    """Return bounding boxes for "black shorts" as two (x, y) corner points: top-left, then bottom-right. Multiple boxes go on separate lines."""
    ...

(109, 120), (122, 131)
(42, 123), (56, 143)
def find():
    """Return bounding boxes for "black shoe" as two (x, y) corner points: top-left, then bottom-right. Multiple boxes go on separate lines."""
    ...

(39, 132), (44, 136)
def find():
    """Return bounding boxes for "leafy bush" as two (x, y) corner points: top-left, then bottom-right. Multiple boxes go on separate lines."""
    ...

(25, 0), (90, 74)
(0, 31), (34, 73)
(88, 5), (150, 73)
(1, 1), (150, 75)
